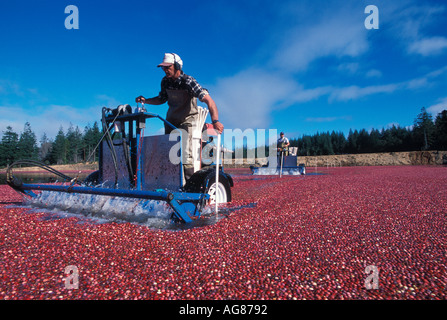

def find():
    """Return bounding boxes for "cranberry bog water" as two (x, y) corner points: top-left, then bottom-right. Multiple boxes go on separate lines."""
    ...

(1, 166), (446, 300)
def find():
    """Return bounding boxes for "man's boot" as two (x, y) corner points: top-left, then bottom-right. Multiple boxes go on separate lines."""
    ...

(184, 165), (195, 181)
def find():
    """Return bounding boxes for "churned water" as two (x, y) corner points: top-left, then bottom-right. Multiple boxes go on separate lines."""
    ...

(22, 190), (242, 230)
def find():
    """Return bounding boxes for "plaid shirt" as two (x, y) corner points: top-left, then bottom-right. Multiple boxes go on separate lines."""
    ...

(158, 72), (209, 103)
(277, 137), (289, 147)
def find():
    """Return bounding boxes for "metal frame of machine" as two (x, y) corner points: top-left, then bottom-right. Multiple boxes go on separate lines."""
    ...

(7, 107), (233, 223)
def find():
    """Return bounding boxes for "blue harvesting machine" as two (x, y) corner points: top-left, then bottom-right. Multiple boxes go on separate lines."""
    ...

(6, 105), (233, 223)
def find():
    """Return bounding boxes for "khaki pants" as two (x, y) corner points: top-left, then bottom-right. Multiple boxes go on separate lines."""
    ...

(165, 117), (197, 181)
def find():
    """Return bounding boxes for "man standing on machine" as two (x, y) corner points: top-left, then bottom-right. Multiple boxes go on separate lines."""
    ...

(136, 53), (224, 180)
(277, 132), (290, 156)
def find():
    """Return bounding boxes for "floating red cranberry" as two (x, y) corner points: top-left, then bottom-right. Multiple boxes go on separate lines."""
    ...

(0, 166), (446, 299)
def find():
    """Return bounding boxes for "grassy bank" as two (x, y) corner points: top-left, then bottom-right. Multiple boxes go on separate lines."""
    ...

(2, 150), (446, 173)
(225, 150), (447, 168)
(0, 162), (98, 173)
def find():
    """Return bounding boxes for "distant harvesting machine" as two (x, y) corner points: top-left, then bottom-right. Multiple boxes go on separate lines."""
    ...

(6, 105), (233, 223)
(250, 147), (306, 176)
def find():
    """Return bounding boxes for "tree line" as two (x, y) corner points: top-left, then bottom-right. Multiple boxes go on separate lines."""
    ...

(1, 108), (446, 168)
(0, 122), (102, 168)
(289, 108), (446, 156)
(239, 108), (447, 158)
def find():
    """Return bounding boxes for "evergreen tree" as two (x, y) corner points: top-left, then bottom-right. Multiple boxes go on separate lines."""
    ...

(66, 123), (83, 163)
(17, 122), (38, 161)
(48, 126), (67, 164)
(39, 133), (52, 163)
(321, 132), (334, 155)
(382, 126), (400, 152)
(346, 129), (359, 154)
(434, 110), (447, 150)
(300, 135), (312, 156)
(413, 107), (435, 150)
(357, 129), (370, 153)
(82, 121), (102, 162)
(331, 131), (347, 154)
(312, 132), (322, 155)
(368, 129), (382, 153)
(0, 126), (19, 167)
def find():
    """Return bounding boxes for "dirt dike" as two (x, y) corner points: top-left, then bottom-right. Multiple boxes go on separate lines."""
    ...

(0, 162), (98, 173)
(224, 150), (447, 168)
(297, 150), (447, 167)
(2, 151), (446, 172)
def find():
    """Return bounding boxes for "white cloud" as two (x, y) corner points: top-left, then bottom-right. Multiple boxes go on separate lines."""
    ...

(0, 79), (23, 97)
(386, 122), (401, 129)
(329, 84), (399, 102)
(0, 86), (125, 140)
(270, 11), (368, 72)
(213, 64), (447, 130)
(0, 104), (25, 134)
(336, 65), (382, 79)
(337, 63), (360, 75)
(427, 97), (447, 116)
(287, 86), (332, 105)
(211, 69), (299, 129)
(408, 36), (447, 56)
(365, 69), (382, 78)
(95, 94), (121, 108)
(388, 2), (447, 57)
(0, 104), (100, 141)
(306, 116), (352, 123)
(212, 2), (371, 129)
(405, 65), (447, 89)
(328, 66), (447, 102)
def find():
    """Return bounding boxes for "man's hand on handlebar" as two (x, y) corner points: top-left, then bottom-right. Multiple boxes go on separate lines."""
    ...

(135, 96), (146, 103)
(213, 121), (224, 134)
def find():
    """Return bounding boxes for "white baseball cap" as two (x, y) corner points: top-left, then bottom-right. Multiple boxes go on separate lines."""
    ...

(157, 53), (183, 69)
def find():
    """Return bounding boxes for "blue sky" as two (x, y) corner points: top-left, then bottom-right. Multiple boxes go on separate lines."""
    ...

(1, 0), (447, 143)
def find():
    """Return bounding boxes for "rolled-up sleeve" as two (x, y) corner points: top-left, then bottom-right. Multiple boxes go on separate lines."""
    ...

(185, 75), (209, 100)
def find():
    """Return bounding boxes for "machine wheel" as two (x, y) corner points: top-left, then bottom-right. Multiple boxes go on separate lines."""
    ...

(203, 171), (232, 204)
(184, 168), (232, 206)
(83, 170), (100, 186)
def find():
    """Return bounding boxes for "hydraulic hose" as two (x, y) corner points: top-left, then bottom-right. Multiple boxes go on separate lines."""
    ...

(7, 159), (74, 182)
(102, 107), (119, 187)
(6, 159), (77, 194)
